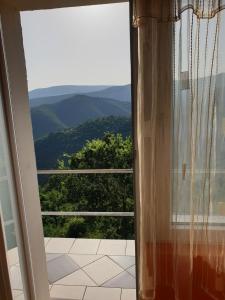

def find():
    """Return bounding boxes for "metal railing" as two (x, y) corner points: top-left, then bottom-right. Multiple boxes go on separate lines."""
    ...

(42, 211), (134, 217)
(38, 169), (225, 224)
(38, 168), (134, 217)
(37, 168), (133, 174)
(172, 215), (225, 227)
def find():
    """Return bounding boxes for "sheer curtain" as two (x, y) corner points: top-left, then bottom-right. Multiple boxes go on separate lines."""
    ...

(133, 1), (225, 299)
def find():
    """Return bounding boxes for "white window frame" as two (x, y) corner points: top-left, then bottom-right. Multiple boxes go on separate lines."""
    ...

(0, 1), (135, 299)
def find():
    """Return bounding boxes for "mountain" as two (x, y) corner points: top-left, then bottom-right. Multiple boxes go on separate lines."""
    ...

(35, 116), (132, 169)
(30, 93), (77, 108)
(85, 85), (131, 102)
(29, 84), (131, 108)
(29, 85), (109, 99)
(31, 94), (131, 139)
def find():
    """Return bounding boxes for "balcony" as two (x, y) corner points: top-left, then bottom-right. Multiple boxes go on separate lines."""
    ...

(5, 167), (136, 299)
(8, 237), (136, 300)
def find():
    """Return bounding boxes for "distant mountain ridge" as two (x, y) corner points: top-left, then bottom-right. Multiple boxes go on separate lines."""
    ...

(84, 85), (131, 102)
(29, 84), (131, 107)
(29, 85), (110, 99)
(31, 94), (131, 139)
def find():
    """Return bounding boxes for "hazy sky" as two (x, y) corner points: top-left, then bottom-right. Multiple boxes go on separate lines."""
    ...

(21, 3), (131, 91)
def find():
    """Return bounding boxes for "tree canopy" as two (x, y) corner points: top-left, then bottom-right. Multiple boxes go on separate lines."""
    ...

(40, 133), (134, 239)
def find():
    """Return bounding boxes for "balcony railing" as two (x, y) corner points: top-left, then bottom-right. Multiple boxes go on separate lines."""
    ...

(38, 168), (134, 217)
(38, 168), (225, 226)
(42, 211), (134, 216)
(37, 169), (133, 175)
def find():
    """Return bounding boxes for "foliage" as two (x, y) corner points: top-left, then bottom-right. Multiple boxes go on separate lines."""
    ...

(35, 116), (132, 169)
(40, 132), (134, 239)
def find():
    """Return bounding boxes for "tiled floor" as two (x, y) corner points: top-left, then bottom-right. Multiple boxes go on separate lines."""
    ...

(8, 238), (136, 300)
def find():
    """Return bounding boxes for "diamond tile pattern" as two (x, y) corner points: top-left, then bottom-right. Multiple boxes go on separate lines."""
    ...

(103, 271), (136, 289)
(109, 255), (135, 270)
(47, 254), (80, 284)
(46, 253), (63, 262)
(127, 265), (136, 278)
(55, 269), (96, 286)
(69, 254), (103, 267)
(83, 256), (123, 285)
(9, 238), (136, 300)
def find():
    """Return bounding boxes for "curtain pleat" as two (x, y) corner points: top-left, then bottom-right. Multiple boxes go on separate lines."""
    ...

(133, 0), (225, 24)
(133, 1), (225, 299)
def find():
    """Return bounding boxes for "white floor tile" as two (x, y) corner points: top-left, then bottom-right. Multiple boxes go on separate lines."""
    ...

(126, 240), (135, 256)
(98, 240), (126, 255)
(7, 248), (19, 266)
(127, 265), (136, 277)
(10, 266), (23, 290)
(83, 256), (123, 285)
(109, 256), (135, 269)
(69, 239), (100, 254)
(69, 254), (103, 267)
(50, 285), (85, 299)
(47, 254), (80, 284)
(55, 269), (96, 286)
(46, 253), (62, 262)
(84, 287), (121, 300)
(103, 271), (136, 289)
(121, 289), (136, 300)
(44, 237), (51, 246)
(46, 238), (75, 253)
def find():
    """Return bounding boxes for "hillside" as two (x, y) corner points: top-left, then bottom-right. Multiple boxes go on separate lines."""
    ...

(29, 84), (131, 108)
(31, 94), (131, 139)
(30, 93), (77, 108)
(86, 85), (131, 102)
(35, 116), (132, 169)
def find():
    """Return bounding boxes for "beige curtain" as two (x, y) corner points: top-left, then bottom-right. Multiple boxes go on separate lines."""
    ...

(134, 1), (225, 299)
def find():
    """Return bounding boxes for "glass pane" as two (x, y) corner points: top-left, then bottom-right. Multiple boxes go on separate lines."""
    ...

(172, 10), (225, 234)
(0, 90), (26, 298)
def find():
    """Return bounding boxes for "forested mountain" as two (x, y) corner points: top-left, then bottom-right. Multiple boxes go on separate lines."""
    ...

(31, 95), (131, 139)
(30, 93), (78, 108)
(30, 86), (134, 239)
(35, 116), (132, 169)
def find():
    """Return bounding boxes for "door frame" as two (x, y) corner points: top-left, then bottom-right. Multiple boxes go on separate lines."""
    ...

(0, 1), (137, 299)
(0, 215), (13, 300)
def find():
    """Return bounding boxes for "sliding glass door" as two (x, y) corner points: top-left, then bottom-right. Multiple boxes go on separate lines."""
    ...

(0, 82), (26, 299)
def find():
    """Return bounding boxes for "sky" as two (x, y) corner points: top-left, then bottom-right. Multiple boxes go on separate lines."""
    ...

(20, 3), (131, 91)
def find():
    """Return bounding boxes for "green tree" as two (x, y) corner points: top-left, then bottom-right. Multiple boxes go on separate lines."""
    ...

(40, 133), (134, 239)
